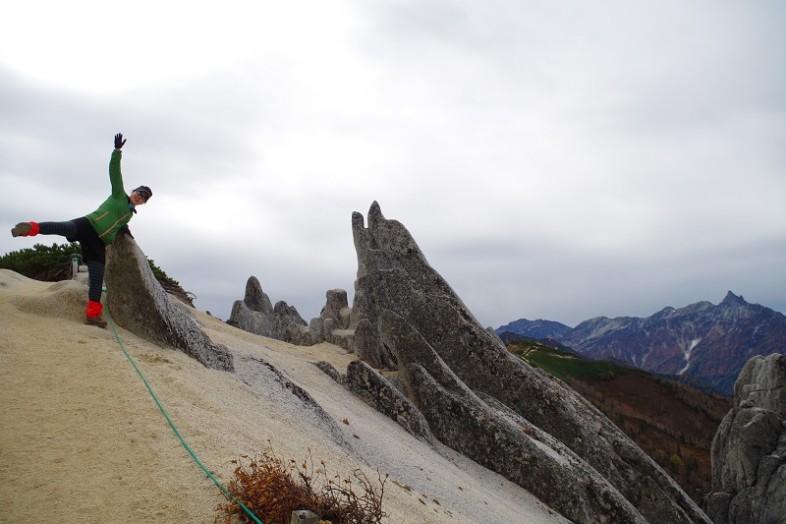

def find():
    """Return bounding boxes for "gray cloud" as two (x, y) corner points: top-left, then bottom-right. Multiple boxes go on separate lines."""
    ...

(1, 1), (785, 329)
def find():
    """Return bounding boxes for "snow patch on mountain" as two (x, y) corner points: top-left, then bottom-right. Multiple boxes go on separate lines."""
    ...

(678, 338), (702, 375)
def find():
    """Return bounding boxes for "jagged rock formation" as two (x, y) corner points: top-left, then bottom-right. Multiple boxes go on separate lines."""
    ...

(228, 279), (357, 350)
(222, 201), (717, 522)
(104, 234), (233, 372)
(227, 276), (309, 342)
(345, 201), (711, 524)
(344, 359), (434, 444)
(378, 309), (646, 524)
(705, 353), (786, 524)
(308, 288), (355, 349)
(504, 292), (786, 395)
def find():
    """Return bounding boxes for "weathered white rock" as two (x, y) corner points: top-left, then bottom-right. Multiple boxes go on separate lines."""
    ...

(347, 201), (711, 524)
(105, 234), (233, 371)
(706, 353), (786, 524)
(227, 276), (308, 343)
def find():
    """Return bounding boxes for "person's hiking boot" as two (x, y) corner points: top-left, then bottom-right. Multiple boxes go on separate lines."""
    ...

(84, 315), (108, 328)
(11, 222), (39, 237)
(85, 300), (108, 328)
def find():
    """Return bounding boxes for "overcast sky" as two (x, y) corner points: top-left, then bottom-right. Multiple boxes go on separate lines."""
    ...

(1, 1), (784, 328)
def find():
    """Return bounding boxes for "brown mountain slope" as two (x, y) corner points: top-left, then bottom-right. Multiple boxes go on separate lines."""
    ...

(509, 340), (732, 503)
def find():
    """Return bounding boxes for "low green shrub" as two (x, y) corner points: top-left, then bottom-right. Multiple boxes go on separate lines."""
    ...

(1, 242), (194, 306)
(0, 242), (79, 281)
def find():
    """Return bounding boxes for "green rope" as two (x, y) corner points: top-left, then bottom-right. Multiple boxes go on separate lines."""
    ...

(105, 308), (263, 524)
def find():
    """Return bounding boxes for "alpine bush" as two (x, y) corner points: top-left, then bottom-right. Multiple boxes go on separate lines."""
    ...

(217, 445), (388, 524)
(0, 242), (80, 281)
(0, 242), (194, 306)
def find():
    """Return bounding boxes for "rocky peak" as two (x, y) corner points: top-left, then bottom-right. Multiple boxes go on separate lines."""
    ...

(243, 276), (274, 313)
(226, 276), (307, 342)
(346, 201), (710, 524)
(222, 201), (715, 522)
(721, 290), (747, 306)
(542, 292), (786, 394)
(228, 279), (358, 350)
(705, 353), (786, 524)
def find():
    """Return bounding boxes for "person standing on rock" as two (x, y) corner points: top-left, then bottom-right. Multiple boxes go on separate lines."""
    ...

(10, 133), (152, 328)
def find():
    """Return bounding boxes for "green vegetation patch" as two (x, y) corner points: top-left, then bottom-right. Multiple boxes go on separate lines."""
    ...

(508, 340), (624, 382)
(0, 242), (80, 281)
(1, 242), (193, 306)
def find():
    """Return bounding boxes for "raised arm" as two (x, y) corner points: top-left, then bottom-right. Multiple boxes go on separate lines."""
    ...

(109, 133), (127, 198)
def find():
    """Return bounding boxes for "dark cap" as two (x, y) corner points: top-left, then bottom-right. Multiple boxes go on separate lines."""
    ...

(133, 186), (153, 201)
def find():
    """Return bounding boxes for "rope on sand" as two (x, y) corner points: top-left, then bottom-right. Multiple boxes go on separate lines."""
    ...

(105, 306), (264, 524)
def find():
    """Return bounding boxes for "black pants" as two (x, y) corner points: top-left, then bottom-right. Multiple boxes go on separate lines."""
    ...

(39, 218), (105, 303)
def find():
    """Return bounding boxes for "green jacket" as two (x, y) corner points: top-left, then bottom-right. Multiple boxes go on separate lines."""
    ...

(85, 149), (135, 245)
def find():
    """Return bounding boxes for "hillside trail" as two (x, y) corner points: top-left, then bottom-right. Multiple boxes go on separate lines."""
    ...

(0, 270), (567, 524)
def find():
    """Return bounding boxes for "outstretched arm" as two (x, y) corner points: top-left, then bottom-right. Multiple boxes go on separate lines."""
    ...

(109, 133), (127, 198)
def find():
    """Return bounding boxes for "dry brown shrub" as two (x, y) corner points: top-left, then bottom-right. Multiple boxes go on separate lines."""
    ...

(216, 444), (388, 524)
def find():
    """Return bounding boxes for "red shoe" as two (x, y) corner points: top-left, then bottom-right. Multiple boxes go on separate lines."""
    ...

(85, 300), (107, 328)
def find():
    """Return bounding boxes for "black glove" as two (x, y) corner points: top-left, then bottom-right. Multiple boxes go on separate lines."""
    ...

(114, 133), (126, 149)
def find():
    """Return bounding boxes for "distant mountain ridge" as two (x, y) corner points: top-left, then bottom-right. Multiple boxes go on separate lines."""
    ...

(497, 291), (786, 395)
(497, 318), (572, 342)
